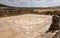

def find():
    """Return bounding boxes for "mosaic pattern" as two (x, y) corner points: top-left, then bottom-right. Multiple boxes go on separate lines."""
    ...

(0, 14), (52, 38)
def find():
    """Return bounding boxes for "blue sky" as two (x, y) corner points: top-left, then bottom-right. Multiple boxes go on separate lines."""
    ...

(0, 0), (60, 7)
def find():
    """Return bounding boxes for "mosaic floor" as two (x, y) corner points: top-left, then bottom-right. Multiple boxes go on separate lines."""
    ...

(0, 14), (52, 38)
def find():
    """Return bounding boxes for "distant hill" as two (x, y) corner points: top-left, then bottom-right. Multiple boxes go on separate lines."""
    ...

(0, 4), (14, 8)
(0, 4), (8, 7)
(0, 4), (60, 8)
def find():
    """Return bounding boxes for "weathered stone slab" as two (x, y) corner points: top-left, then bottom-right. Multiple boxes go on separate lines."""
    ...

(0, 14), (52, 38)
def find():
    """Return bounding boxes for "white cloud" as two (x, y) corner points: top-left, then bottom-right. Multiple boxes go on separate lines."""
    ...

(0, 0), (60, 7)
